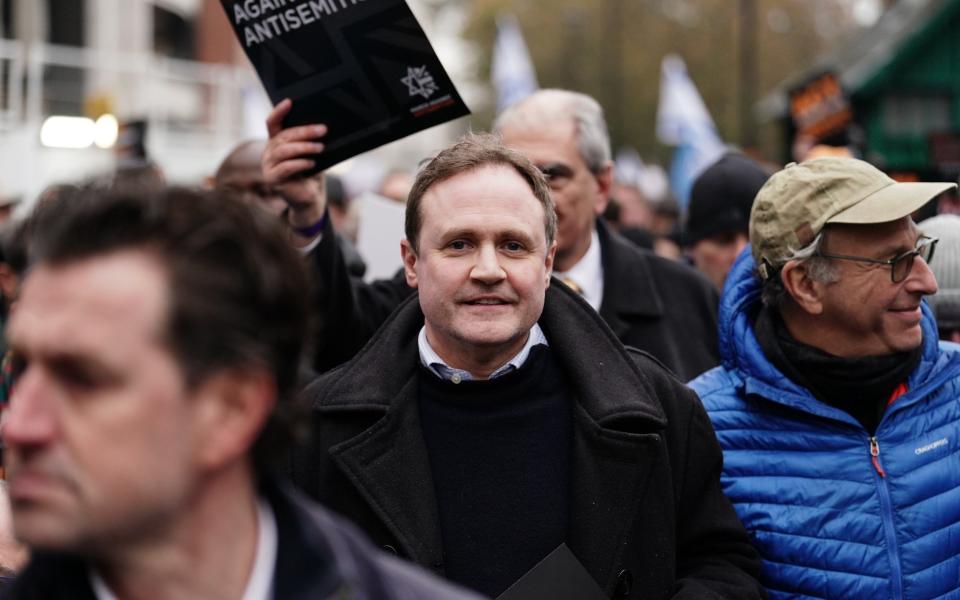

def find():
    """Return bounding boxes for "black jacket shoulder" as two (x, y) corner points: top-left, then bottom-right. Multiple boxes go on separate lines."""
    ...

(3, 482), (482, 600)
(598, 220), (719, 380)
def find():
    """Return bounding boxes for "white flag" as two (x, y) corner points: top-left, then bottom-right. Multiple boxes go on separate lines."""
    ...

(491, 14), (539, 112)
(614, 147), (669, 204)
(656, 55), (726, 206)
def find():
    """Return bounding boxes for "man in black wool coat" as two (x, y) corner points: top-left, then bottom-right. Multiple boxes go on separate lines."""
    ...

(271, 130), (763, 599)
(265, 90), (720, 381)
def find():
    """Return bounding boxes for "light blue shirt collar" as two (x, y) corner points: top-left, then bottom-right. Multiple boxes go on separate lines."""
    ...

(418, 324), (549, 383)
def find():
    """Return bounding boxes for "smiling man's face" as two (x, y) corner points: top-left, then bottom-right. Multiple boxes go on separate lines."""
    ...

(401, 164), (556, 374)
(816, 218), (938, 357)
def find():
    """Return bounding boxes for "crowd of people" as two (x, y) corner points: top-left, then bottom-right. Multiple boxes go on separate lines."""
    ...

(0, 86), (956, 599)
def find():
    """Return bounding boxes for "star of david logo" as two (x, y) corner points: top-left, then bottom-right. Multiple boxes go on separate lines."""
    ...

(401, 66), (439, 99)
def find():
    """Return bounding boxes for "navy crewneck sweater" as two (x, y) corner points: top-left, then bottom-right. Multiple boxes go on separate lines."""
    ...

(417, 344), (572, 597)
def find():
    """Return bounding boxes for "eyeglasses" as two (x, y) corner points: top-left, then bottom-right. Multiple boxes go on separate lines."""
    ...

(815, 235), (938, 283)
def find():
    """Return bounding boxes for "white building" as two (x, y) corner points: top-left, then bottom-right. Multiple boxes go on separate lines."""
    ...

(0, 0), (478, 203)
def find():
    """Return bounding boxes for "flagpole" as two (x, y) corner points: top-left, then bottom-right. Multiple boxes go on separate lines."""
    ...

(738, 0), (758, 149)
(604, 0), (625, 149)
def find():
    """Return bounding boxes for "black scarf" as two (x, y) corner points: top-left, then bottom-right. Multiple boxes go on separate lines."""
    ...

(754, 306), (921, 435)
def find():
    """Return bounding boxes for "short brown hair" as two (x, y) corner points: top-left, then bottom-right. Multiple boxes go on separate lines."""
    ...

(29, 186), (309, 478)
(405, 133), (556, 252)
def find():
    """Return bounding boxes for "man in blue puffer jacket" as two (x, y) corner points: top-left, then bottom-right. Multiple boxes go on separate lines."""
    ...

(690, 157), (960, 599)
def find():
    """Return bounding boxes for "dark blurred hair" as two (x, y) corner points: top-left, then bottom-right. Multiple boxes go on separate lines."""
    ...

(29, 186), (309, 477)
(405, 132), (556, 252)
(325, 173), (347, 208)
(0, 221), (27, 277)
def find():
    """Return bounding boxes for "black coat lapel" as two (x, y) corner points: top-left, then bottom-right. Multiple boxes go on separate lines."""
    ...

(315, 296), (444, 571)
(596, 220), (664, 339)
(568, 408), (664, 595)
(327, 382), (444, 570)
(541, 283), (668, 593)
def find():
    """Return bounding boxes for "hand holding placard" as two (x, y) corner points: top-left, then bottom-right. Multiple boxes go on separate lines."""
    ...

(221, 0), (470, 174)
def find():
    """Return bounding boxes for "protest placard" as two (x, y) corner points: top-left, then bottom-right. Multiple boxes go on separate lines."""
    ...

(221, 0), (470, 172)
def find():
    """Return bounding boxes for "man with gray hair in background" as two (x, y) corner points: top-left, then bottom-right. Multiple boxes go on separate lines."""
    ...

(690, 158), (960, 599)
(493, 90), (719, 379)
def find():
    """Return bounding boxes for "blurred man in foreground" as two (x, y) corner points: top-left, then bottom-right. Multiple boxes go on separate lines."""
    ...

(1, 187), (479, 599)
(294, 133), (763, 599)
(690, 158), (960, 599)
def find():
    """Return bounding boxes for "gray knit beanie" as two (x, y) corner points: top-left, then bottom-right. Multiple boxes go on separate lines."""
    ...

(920, 214), (960, 330)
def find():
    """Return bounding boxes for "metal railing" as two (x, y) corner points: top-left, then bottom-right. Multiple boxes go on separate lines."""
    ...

(0, 38), (258, 135)
(0, 38), (268, 199)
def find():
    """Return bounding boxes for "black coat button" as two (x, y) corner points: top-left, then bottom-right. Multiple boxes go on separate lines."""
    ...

(614, 569), (633, 598)
(382, 544), (398, 555)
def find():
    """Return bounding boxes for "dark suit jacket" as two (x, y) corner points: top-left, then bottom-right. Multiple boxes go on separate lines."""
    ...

(595, 219), (719, 380)
(2, 481), (482, 600)
(308, 211), (415, 373)
(309, 216), (718, 380)
(295, 283), (763, 599)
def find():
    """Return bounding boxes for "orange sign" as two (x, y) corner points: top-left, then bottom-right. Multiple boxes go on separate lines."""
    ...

(789, 73), (852, 141)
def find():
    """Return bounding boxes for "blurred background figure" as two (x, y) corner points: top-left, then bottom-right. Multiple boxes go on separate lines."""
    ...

(684, 152), (770, 290)
(0, 482), (28, 586)
(650, 199), (684, 261)
(213, 140), (367, 278)
(609, 180), (654, 232)
(605, 179), (689, 260)
(325, 174), (358, 243)
(919, 214), (960, 342)
(214, 139), (287, 217)
(108, 162), (166, 196)
(0, 224), (26, 340)
(934, 187), (960, 216)
(0, 191), (20, 227)
(791, 134), (855, 163)
(109, 119), (167, 195)
(0, 221), (27, 407)
(376, 169), (415, 204)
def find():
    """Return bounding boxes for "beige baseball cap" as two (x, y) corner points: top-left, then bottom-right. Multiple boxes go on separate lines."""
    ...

(750, 157), (957, 279)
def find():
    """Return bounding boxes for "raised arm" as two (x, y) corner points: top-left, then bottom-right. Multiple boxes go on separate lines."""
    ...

(263, 100), (414, 373)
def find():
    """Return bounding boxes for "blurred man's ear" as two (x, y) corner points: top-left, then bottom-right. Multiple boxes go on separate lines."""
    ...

(593, 163), (613, 216)
(781, 260), (826, 316)
(191, 368), (276, 472)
